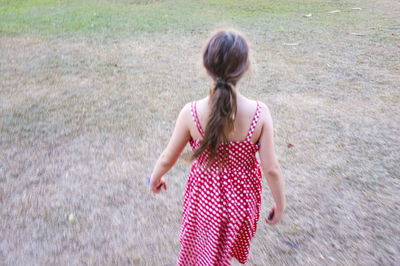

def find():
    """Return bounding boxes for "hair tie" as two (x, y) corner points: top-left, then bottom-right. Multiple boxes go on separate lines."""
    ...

(216, 77), (228, 89)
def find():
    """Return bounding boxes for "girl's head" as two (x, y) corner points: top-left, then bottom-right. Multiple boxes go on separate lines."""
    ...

(193, 29), (250, 163)
(203, 30), (250, 87)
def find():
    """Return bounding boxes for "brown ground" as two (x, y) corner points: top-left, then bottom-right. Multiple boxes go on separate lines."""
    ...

(1, 1), (400, 265)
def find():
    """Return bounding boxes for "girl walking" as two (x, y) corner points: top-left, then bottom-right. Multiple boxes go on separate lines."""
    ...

(149, 29), (286, 265)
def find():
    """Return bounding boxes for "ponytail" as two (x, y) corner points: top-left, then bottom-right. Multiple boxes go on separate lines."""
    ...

(193, 78), (237, 162)
(193, 29), (249, 165)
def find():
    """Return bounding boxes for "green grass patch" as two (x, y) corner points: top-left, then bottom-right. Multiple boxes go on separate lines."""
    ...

(0, 0), (370, 37)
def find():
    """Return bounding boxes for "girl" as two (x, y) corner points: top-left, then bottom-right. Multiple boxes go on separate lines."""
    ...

(149, 29), (286, 265)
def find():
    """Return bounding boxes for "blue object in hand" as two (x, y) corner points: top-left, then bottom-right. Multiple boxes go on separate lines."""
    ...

(268, 209), (275, 221)
(148, 178), (163, 189)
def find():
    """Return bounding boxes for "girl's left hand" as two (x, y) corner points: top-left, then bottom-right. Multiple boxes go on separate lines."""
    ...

(265, 204), (284, 225)
(150, 177), (168, 194)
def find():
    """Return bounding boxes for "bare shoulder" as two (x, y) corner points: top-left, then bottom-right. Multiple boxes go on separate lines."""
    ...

(242, 97), (271, 120)
(195, 96), (210, 110)
(190, 96), (210, 117)
(179, 102), (192, 121)
(257, 101), (273, 127)
(181, 102), (191, 112)
(238, 96), (258, 113)
(178, 97), (207, 122)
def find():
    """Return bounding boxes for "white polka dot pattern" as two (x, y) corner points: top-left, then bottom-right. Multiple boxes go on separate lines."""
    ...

(177, 102), (262, 266)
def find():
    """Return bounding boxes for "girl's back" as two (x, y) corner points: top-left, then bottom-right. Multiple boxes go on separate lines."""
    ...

(190, 95), (262, 144)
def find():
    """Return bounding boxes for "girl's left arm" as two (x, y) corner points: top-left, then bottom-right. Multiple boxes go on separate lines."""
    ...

(149, 104), (191, 193)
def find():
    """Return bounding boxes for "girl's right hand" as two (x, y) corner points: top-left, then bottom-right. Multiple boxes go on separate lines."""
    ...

(150, 177), (168, 194)
(266, 205), (283, 225)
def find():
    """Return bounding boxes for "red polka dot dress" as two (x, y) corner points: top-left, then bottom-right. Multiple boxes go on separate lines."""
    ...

(177, 101), (263, 265)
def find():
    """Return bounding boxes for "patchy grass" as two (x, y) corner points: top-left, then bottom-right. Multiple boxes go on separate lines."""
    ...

(2, 0), (396, 38)
(1, 0), (400, 265)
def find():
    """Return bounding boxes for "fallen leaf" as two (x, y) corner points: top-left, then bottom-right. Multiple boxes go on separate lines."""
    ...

(283, 239), (298, 248)
(349, 32), (366, 36)
(68, 213), (75, 222)
(287, 143), (294, 148)
(283, 42), (299, 46)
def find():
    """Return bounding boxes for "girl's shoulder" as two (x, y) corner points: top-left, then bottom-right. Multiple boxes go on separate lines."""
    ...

(241, 97), (273, 126)
(258, 101), (271, 118)
(179, 97), (209, 121)
(242, 96), (268, 108)
(193, 96), (209, 107)
(256, 101), (273, 128)
(182, 97), (209, 114)
(182, 97), (209, 107)
(240, 96), (271, 115)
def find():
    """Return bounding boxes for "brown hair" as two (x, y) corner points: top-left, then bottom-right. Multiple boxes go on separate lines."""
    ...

(193, 29), (250, 163)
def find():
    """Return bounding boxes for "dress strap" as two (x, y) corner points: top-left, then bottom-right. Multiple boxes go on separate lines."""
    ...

(245, 101), (261, 142)
(190, 101), (205, 137)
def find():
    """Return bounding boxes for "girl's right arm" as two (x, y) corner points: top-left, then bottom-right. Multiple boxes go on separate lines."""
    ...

(258, 103), (286, 225)
(149, 103), (192, 193)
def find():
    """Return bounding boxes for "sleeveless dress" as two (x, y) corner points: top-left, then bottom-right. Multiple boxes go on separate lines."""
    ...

(177, 101), (263, 266)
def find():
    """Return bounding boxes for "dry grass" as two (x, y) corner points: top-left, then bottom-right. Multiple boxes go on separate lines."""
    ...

(1, 0), (400, 265)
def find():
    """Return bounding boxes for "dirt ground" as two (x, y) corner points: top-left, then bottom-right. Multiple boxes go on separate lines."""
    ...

(1, 0), (400, 265)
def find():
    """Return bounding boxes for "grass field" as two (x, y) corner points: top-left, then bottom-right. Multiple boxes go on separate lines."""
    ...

(1, 0), (400, 265)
